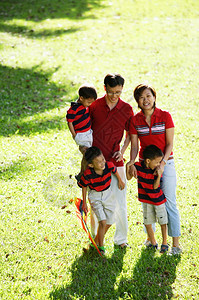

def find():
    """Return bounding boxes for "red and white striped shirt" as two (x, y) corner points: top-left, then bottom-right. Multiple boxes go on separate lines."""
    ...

(129, 108), (174, 160)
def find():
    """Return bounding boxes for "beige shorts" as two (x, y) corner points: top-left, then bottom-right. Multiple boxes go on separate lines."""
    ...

(142, 202), (168, 225)
(88, 186), (115, 225)
(74, 129), (93, 148)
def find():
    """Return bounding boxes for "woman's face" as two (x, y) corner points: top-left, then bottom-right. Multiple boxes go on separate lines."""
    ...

(138, 88), (156, 111)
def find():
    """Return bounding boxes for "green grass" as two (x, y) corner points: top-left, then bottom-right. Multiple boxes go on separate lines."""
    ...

(0, 0), (199, 299)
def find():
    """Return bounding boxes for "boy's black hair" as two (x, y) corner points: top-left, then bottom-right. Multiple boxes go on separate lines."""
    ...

(143, 145), (163, 160)
(104, 73), (124, 88)
(85, 146), (102, 164)
(78, 86), (97, 99)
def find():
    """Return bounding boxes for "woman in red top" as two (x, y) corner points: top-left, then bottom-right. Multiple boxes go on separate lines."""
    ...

(128, 84), (181, 255)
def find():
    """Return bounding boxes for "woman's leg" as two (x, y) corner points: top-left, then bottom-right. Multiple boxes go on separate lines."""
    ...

(161, 159), (181, 247)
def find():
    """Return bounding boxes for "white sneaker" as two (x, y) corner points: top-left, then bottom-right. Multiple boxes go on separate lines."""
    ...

(169, 247), (182, 255)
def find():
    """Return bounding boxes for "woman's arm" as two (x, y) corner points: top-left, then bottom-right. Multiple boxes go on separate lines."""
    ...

(126, 134), (139, 178)
(160, 127), (174, 170)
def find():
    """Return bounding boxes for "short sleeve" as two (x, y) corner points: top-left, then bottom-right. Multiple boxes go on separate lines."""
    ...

(165, 111), (174, 129)
(107, 161), (117, 174)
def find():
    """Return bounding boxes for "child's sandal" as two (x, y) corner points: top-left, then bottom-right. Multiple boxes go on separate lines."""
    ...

(147, 243), (158, 250)
(160, 244), (169, 253)
(98, 246), (105, 255)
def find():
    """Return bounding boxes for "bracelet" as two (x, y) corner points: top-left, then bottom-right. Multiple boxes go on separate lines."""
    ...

(162, 158), (167, 164)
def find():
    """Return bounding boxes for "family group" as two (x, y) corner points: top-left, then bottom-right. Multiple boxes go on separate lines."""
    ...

(66, 73), (181, 256)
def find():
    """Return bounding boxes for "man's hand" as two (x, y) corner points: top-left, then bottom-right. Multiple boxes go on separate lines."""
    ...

(112, 151), (123, 162)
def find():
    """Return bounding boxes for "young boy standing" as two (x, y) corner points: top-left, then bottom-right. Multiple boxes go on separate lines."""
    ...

(126, 144), (169, 253)
(66, 85), (97, 179)
(78, 146), (125, 255)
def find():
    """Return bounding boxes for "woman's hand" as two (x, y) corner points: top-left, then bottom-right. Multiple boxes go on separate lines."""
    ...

(126, 160), (137, 179)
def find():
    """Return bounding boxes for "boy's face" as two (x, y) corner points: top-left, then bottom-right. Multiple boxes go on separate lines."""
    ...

(89, 154), (106, 171)
(105, 84), (123, 105)
(146, 156), (162, 170)
(79, 97), (95, 107)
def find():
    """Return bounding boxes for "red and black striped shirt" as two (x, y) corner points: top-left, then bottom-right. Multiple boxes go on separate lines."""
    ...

(66, 102), (91, 133)
(135, 161), (166, 205)
(78, 161), (117, 192)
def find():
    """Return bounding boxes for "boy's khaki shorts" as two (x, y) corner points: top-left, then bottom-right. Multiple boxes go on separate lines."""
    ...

(74, 129), (93, 148)
(142, 202), (168, 225)
(88, 186), (115, 225)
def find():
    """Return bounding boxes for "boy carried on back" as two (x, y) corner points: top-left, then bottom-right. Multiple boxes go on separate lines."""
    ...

(126, 144), (169, 253)
(78, 146), (125, 255)
(66, 85), (97, 180)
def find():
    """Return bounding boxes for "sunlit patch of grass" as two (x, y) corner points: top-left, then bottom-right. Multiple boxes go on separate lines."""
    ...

(0, 0), (199, 299)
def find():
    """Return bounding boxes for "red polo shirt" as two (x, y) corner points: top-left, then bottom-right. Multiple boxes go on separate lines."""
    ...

(129, 108), (174, 160)
(89, 96), (134, 167)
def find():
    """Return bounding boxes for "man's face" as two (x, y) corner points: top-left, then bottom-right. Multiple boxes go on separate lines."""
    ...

(105, 84), (123, 105)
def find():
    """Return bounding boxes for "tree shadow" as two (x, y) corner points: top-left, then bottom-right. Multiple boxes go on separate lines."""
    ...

(117, 248), (181, 299)
(0, 0), (102, 21)
(49, 246), (126, 300)
(0, 64), (78, 136)
(0, 0), (103, 38)
(0, 22), (80, 38)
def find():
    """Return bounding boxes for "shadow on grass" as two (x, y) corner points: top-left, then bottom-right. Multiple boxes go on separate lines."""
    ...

(50, 246), (126, 300)
(118, 248), (181, 300)
(0, 64), (78, 136)
(0, 0), (103, 38)
(0, 22), (81, 38)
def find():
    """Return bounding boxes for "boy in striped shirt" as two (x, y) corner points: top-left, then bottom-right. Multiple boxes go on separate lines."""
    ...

(126, 145), (168, 253)
(66, 86), (97, 180)
(79, 146), (125, 255)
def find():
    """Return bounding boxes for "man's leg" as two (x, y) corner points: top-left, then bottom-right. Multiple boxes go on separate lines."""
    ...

(113, 166), (128, 246)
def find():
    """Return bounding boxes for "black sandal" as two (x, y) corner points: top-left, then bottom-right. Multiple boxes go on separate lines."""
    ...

(160, 244), (169, 253)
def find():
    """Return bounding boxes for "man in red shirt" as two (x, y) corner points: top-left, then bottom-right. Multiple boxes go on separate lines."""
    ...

(89, 74), (134, 248)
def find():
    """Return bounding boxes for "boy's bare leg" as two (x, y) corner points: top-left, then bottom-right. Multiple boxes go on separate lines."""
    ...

(160, 224), (167, 245)
(145, 224), (157, 245)
(94, 220), (106, 247)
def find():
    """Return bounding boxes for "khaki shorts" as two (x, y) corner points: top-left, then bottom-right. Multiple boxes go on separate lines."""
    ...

(142, 203), (168, 225)
(88, 186), (115, 225)
(74, 129), (93, 148)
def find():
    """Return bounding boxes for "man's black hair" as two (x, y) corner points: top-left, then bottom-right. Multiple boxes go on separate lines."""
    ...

(143, 145), (163, 160)
(104, 73), (124, 88)
(85, 146), (102, 164)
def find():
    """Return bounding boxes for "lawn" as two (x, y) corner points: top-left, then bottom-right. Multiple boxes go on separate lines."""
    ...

(0, 0), (199, 299)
